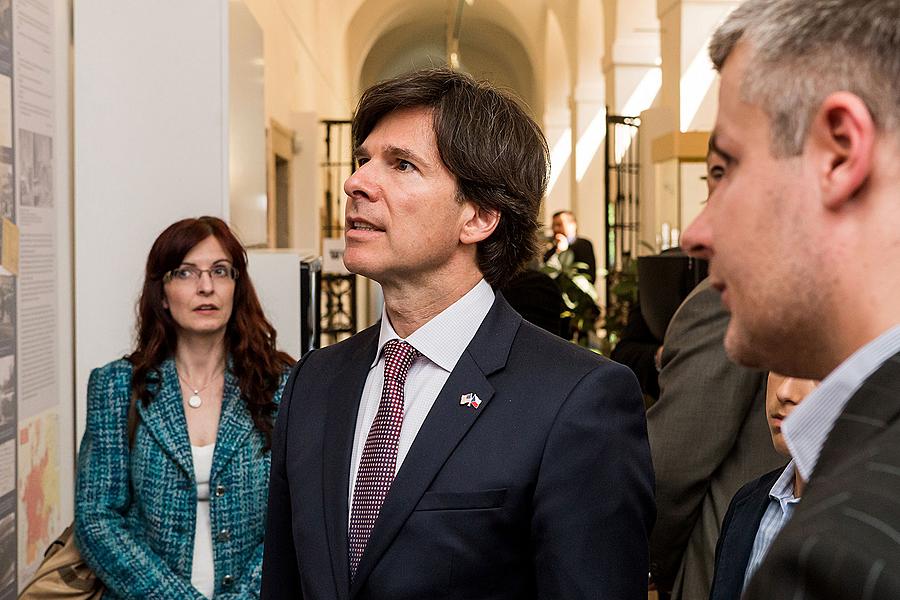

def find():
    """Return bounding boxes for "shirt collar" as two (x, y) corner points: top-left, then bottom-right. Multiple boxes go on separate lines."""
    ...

(769, 460), (799, 504)
(372, 279), (495, 372)
(783, 324), (900, 481)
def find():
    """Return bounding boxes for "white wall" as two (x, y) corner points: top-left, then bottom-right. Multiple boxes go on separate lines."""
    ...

(73, 1), (231, 440)
(228, 1), (267, 247)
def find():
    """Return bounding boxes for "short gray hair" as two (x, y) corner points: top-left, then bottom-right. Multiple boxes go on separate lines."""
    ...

(709, 0), (900, 156)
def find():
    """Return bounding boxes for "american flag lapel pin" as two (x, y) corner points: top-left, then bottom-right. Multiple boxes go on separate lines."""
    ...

(460, 392), (482, 409)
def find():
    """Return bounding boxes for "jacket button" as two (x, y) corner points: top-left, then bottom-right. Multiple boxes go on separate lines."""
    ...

(215, 484), (226, 497)
(217, 528), (231, 542)
(222, 575), (234, 587)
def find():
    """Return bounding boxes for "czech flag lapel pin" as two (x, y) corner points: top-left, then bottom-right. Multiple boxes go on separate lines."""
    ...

(460, 392), (482, 409)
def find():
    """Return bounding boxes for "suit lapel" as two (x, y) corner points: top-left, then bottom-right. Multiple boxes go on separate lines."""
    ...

(814, 352), (900, 480)
(715, 469), (782, 600)
(350, 295), (521, 597)
(135, 359), (194, 478)
(324, 326), (380, 600)
(211, 365), (253, 481)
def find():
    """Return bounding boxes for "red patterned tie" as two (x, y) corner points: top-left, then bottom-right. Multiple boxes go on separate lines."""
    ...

(349, 339), (420, 579)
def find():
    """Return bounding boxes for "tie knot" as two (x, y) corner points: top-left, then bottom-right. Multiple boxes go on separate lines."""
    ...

(382, 340), (419, 380)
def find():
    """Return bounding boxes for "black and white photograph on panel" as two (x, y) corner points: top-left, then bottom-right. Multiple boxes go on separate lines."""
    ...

(0, 276), (12, 355)
(0, 355), (12, 433)
(18, 129), (52, 209)
(0, 0), (10, 76)
(0, 510), (14, 599)
(0, 152), (13, 222)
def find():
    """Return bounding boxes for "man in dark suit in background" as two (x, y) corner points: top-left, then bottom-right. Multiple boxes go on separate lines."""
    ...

(710, 374), (816, 600)
(682, 1), (900, 597)
(543, 210), (597, 282)
(261, 68), (654, 600)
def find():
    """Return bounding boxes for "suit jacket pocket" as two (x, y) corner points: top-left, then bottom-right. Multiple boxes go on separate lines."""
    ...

(414, 488), (507, 511)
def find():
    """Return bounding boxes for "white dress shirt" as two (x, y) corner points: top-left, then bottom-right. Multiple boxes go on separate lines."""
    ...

(783, 325), (900, 481)
(348, 279), (495, 517)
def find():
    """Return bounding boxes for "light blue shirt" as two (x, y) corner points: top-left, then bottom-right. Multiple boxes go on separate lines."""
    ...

(742, 461), (800, 591)
(782, 325), (900, 481)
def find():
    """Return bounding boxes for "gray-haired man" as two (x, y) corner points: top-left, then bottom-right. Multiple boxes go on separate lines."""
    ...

(681, 1), (900, 598)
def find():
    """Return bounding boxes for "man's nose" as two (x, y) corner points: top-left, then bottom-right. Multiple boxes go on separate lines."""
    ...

(344, 162), (378, 203)
(680, 207), (713, 260)
(778, 377), (816, 405)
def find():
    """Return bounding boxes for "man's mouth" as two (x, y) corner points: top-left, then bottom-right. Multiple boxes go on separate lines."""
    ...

(348, 220), (384, 232)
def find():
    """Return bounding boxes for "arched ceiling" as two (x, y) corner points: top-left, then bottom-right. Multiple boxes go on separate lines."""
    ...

(345, 0), (549, 117)
(358, 17), (538, 116)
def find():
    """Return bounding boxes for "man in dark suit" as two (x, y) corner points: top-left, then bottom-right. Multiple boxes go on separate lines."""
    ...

(543, 210), (597, 282)
(261, 68), (655, 600)
(682, 1), (900, 597)
(710, 375), (816, 600)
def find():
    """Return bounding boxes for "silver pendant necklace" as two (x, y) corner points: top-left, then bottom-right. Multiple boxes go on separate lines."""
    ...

(176, 364), (224, 409)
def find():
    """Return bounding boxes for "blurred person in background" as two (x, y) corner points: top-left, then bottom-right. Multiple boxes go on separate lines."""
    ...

(543, 210), (597, 282)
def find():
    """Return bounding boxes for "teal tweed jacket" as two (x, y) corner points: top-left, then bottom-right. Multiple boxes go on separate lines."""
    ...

(75, 358), (289, 599)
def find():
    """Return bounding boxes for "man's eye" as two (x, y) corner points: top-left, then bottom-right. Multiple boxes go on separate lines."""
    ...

(397, 160), (414, 172)
(708, 166), (725, 181)
(356, 157), (369, 167)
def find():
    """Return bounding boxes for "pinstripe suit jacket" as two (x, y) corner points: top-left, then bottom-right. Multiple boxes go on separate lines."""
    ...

(75, 358), (289, 600)
(745, 352), (900, 598)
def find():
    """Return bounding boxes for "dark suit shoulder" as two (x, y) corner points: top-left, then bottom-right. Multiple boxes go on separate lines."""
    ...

(300, 324), (379, 366)
(513, 318), (622, 373)
(730, 466), (784, 507)
(745, 426), (900, 598)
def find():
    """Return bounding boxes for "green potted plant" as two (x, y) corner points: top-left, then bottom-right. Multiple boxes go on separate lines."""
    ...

(541, 250), (600, 347)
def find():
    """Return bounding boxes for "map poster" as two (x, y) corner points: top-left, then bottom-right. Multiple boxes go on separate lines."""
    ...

(15, 411), (58, 585)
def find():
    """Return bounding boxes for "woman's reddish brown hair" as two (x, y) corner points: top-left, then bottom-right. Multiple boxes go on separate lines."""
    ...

(128, 216), (294, 449)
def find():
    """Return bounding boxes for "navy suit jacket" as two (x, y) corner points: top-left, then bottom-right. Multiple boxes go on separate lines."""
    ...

(261, 294), (655, 599)
(709, 466), (784, 600)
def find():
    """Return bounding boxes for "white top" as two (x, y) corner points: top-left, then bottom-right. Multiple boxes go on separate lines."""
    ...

(348, 279), (495, 517)
(191, 443), (216, 599)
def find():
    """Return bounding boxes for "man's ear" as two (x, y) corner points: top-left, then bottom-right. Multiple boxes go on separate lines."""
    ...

(459, 202), (500, 245)
(808, 91), (875, 210)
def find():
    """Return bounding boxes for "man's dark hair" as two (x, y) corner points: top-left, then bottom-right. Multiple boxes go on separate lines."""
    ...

(352, 68), (549, 288)
(552, 210), (574, 221)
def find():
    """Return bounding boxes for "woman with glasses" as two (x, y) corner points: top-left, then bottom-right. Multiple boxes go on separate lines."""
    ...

(74, 217), (294, 599)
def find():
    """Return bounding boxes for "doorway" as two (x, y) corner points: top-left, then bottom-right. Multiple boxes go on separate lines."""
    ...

(267, 119), (294, 248)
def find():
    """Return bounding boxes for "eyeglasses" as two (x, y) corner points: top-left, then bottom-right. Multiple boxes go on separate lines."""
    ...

(163, 265), (239, 283)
